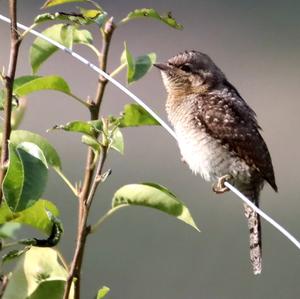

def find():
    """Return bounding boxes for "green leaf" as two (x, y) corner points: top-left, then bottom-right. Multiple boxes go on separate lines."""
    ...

(42, 0), (87, 8)
(28, 280), (67, 299)
(35, 10), (108, 27)
(13, 76), (39, 90)
(0, 76), (38, 109)
(112, 183), (199, 231)
(78, 8), (108, 27)
(0, 130), (62, 170)
(72, 26), (93, 44)
(3, 142), (49, 212)
(14, 75), (71, 97)
(34, 12), (86, 26)
(28, 280), (66, 299)
(110, 128), (124, 154)
(121, 43), (135, 84)
(131, 53), (156, 83)
(11, 97), (27, 130)
(3, 247), (73, 299)
(0, 223), (21, 239)
(0, 199), (59, 235)
(30, 24), (93, 74)
(121, 44), (156, 84)
(97, 286), (110, 299)
(2, 144), (23, 210)
(51, 120), (102, 137)
(34, 12), (83, 25)
(60, 23), (74, 48)
(81, 135), (100, 152)
(121, 8), (183, 30)
(0, 76), (37, 107)
(0, 76), (71, 110)
(119, 103), (160, 127)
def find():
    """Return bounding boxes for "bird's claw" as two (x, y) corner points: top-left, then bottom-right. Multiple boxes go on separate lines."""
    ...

(212, 174), (231, 194)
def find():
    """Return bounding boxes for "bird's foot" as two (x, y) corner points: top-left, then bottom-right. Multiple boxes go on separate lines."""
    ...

(181, 157), (187, 164)
(212, 174), (232, 194)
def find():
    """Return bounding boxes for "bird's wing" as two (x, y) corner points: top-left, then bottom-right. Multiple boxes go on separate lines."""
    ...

(195, 92), (277, 191)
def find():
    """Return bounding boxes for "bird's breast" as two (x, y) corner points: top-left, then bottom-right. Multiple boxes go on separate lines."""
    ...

(174, 123), (228, 181)
(174, 122), (252, 184)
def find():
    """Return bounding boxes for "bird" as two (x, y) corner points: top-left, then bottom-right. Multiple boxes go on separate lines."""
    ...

(154, 50), (277, 275)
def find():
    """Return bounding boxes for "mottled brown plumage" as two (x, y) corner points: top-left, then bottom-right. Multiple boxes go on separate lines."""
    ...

(155, 50), (277, 274)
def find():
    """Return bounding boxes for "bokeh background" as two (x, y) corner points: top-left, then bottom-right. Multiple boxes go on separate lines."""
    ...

(1, 0), (300, 298)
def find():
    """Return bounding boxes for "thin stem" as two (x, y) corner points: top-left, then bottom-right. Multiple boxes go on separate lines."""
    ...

(85, 44), (101, 57)
(0, 1), (21, 204)
(110, 62), (127, 78)
(57, 249), (70, 271)
(94, 18), (115, 112)
(54, 168), (78, 196)
(90, 205), (128, 234)
(68, 92), (90, 108)
(86, 146), (107, 207)
(19, 22), (37, 40)
(63, 18), (115, 299)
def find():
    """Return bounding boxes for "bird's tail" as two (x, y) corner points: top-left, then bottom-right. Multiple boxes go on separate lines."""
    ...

(243, 192), (262, 275)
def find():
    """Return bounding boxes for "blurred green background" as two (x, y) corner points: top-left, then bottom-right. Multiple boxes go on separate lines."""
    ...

(1, 0), (300, 298)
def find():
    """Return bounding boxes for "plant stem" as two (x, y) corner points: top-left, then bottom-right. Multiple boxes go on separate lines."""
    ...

(54, 168), (78, 196)
(0, 1), (21, 203)
(86, 43), (101, 57)
(69, 93), (90, 108)
(19, 23), (37, 40)
(63, 18), (115, 299)
(89, 204), (128, 234)
(94, 18), (115, 113)
(110, 62), (127, 78)
(57, 249), (70, 271)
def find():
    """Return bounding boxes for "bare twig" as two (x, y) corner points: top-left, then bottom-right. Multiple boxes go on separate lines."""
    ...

(63, 18), (115, 299)
(0, 1), (21, 204)
(94, 17), (115, 112)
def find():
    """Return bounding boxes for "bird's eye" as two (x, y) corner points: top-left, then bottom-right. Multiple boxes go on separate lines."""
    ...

(179, 64), (192, 72)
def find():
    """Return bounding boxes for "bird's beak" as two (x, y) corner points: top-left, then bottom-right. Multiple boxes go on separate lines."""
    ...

(153, 63), (170, 71)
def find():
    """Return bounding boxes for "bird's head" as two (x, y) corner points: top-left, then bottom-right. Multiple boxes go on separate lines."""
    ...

(154, 50), (225, 96)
